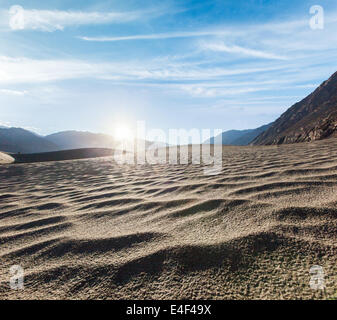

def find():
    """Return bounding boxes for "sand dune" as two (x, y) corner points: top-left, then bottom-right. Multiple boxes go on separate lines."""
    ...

(0, 152), (14, 164)
(12, 148), (116, 163)
(1, 139), (337, 299)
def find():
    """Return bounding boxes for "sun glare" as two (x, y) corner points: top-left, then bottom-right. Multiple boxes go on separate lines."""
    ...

(114, 125), (133, 141)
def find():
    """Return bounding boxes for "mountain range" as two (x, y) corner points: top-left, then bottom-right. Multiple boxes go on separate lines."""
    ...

(0, 127), (58, 154)
(1, 124), (269, 154)
(45, 131), (117, 150)
(1, 71), (337, 154)
(0, 128), (118, 154)
(205, 123), (272, 145)
(0, 128), (156, 154)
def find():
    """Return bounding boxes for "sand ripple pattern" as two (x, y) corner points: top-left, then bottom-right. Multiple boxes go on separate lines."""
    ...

(1, 139), (337, 299)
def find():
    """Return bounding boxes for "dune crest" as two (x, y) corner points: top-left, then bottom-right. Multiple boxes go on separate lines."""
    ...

(0, 152), (14, 164)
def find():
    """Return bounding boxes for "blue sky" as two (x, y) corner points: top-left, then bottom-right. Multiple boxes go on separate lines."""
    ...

(1, 0), (337, 139)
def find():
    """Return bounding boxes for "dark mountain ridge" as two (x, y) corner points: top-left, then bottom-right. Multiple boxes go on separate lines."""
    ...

(205, 123), (272, 145)
(253, 71), (337, 145)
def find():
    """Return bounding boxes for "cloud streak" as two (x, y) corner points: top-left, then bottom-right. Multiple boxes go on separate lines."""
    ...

(0, 88), (27, 96)
(200, 42), (288, 60)
(0, 55), (285, 85)
(2, 9), (337, 100)
(6, 7), (166, 32)
(0, 52), (332, 100)
(79, 30), (231, 42)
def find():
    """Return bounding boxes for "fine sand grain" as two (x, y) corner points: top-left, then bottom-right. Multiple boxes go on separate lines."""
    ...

(0, 139), (337, 299)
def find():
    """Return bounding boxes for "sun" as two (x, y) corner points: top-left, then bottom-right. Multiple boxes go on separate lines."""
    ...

(113, 125), (133, 141)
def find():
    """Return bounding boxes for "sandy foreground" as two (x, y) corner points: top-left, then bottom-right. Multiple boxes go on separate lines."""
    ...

(0, 140), (336, 300)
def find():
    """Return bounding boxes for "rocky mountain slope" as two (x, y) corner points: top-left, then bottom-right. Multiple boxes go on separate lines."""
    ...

(253, 71), (337, 145)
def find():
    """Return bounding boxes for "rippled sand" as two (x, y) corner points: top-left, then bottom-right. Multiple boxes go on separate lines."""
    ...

(0, 140), (337, 299)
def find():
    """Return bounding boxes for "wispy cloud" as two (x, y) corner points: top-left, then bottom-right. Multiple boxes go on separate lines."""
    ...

(200, 41), (288, 60)
(1, 9), (337, 101)
(78, 12), (337, 55)
(180, 85), (264, 97)
(0, 88), (27, 96)
(0, 52), (332, 102)
(5, 7), (167, 32)
(79, 30), (230, 42)
(0, 55), (285, 85)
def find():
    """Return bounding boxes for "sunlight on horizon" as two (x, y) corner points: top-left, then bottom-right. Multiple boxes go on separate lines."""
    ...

(113, 124), (134, 141)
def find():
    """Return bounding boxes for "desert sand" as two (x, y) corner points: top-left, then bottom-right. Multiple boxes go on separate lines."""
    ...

(0, 152), (14, 164)
(0, 139), (337, 300)
(12, 148), (116, 164)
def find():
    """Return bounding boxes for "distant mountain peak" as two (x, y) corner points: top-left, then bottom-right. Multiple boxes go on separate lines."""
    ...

(205, 123), (272, 145)
(45, 130), (116, 150)
(0, 127), (58, 154)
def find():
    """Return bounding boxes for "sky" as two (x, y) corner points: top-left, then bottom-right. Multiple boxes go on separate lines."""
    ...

(1, 0), (337, 140)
